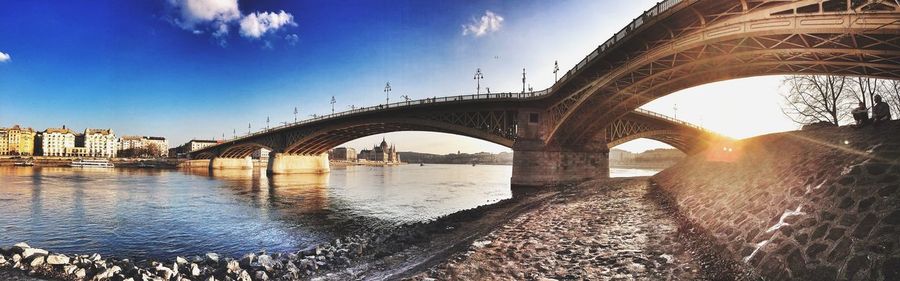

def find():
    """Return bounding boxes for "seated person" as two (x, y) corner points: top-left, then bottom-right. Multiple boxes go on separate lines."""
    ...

(852, 102), (869, 127)
(873, 95), (892, 125)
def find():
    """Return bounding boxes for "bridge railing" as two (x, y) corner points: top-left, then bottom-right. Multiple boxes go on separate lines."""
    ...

(554, 0), (686, 89)
(228, 89), (552, 142)
(633, 108), (708, 132)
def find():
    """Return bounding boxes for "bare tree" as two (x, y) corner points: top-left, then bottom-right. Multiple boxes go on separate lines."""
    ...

(781, 75), (849, 125)
(881, 79), (900, 115)
(847, 77), (880, 108)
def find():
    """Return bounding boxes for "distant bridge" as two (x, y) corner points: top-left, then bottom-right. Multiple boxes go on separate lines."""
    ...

(192, 0), (899, 186)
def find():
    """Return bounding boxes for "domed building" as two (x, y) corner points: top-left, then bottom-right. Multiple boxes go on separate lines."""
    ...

(357, 138), (401, 164)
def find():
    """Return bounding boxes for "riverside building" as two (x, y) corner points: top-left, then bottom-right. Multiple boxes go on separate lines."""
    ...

(357, 138), (401, 164)
(0, 125), (37, 156)
(84, 129), (117, 158)
(41, 127), (76, 157)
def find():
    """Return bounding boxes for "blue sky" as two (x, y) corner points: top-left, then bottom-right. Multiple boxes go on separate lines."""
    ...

(0, 0), (798, 154)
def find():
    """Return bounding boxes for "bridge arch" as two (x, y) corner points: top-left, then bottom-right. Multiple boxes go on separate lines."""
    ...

(219, 143), (274, 159)
(282, 117), (515, 155)
(545, 0), (900, 145)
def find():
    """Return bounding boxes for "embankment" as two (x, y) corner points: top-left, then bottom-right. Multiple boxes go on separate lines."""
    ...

(652, 121), (900, 280)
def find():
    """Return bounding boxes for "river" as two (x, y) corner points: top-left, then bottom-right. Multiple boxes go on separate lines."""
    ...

(0, 164), (659, 259)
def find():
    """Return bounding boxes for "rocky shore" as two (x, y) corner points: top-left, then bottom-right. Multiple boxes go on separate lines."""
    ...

(406, 178), (746, 280)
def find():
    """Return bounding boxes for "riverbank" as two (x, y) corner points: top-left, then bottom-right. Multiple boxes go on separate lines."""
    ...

(652, 121), (900, 280)
(405, 177), (748, 280)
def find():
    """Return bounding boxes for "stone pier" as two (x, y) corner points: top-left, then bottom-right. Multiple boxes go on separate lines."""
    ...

(267, 153), (330, 175)
(511, 139), (610, 187)
(208, 156), (253, 170)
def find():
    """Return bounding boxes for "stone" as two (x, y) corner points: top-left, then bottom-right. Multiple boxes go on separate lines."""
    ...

(255, 270), (269, 280)
(92, 265), (122, 281)
(46, 254), (70, 265)
(28, 255), (45, 267)
(74, 268), (87, 279)
(205, 253), (220, 263)
(11, 254), (21, 263)
(237, 270), (253, 281)
(805, 243), (828, 259)
(786, 249), (806, 273)
(21, 247), (48, 259)
(257, 254), (276, 271)
(12, 242), (30, 252)
(175, 256), (188, 265)
(844, 255), (869, 279)
(89, 253), (102, 261)
(883, 258), (900, 280)
(63, 264), (78, 275)
(190, 262), (200, 276)
(883, 210), (900, 225)
(155, 265), (175, 280)
(239, 253), (256, 267)
(226, 260), (241, 273)
(852, 213), (878, 239)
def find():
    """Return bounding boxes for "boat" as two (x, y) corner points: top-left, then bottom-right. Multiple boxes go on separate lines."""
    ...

(70, 159), (115, 168)
(13, 161), (34, 166)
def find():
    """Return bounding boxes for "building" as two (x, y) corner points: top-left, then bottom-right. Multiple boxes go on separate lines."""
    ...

(42, 127), (76, 157)
(1, 125), (36, 156)
(119, 136), (169, 157)
(170, 139), (220, 158)
(186, 139), (219, 152)
(0, 129), (7, 155)
(251, 148), (270, 160)
(357, 138), (400, 164)
(331, 147), (357, 162)
(84, 129), (117, 158)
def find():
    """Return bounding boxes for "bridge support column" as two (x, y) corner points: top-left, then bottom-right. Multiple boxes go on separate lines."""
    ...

(209, 156), (253, 170)
(267, 153), (330, 175)
(511, 140), (609, 187)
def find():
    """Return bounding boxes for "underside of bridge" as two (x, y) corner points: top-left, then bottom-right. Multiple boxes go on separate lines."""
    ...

(190, 0), (898, 187)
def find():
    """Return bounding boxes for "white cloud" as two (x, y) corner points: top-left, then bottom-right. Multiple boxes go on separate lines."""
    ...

(0, 52), (9, 62)
(239, 11), (296, 39)
(165, 0), (297, 46)
(462, 10), (504, 37)
(168, 0), (240, 31)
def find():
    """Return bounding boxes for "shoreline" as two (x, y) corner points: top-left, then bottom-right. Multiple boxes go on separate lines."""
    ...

(0, 184), (556, 281)
(0, 177), (742, 281)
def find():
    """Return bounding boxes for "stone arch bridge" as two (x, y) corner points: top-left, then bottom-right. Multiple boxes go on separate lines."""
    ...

(192, 0), (899, 186)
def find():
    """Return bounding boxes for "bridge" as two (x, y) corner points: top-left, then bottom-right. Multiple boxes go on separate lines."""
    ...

(191, 0), (900, 186)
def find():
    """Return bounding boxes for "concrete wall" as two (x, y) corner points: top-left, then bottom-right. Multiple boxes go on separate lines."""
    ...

(267, 153), (330, 174)
(652, 122), (900, 280)
(209, 157), (253, 170)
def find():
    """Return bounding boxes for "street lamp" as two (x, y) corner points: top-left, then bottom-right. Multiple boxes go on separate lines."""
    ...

(521, 67), (527, 93)
(384, 82), (391, 105)
(266, 116), (270, 130)
(233, 129), (236, 138)
(401, 95), (410, 102)
(553, 60), (559, 82)
(248, 123), (251, 134)
(294, 107), (298, 122)
(474, 68), (484, 94)
(331, 96), (336, 114)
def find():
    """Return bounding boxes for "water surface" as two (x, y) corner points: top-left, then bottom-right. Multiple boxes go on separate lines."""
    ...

(0, 164), (658, 259)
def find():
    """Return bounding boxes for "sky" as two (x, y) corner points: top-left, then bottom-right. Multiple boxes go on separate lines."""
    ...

(0, 0), (802, 154)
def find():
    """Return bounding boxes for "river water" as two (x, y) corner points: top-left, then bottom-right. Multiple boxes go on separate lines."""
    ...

(0, 165), (659, 259)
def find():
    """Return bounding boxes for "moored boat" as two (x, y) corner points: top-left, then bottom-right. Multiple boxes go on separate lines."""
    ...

(70, 159), (114, 168)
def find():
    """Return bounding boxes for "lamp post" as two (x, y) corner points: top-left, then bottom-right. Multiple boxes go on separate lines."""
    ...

(553, 60), (559, 82)
(266, 116), (270, 130)
(474, 68), (484, 94)
(248, 123), (251, 135)
(401, 95), (410, 102)
(330, 96), (336, 114)
(294, 107), (298, 122)
(521, 67), (527, 93)
(233, 129), (236, 138)
(384, 82), (391, 105)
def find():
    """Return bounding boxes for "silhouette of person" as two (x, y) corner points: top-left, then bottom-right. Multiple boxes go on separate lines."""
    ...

(851, 101), (869, 128)
(872, 94), (892, 126)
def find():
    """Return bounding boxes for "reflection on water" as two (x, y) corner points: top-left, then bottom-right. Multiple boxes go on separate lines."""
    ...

(0, 164), (658, 259)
